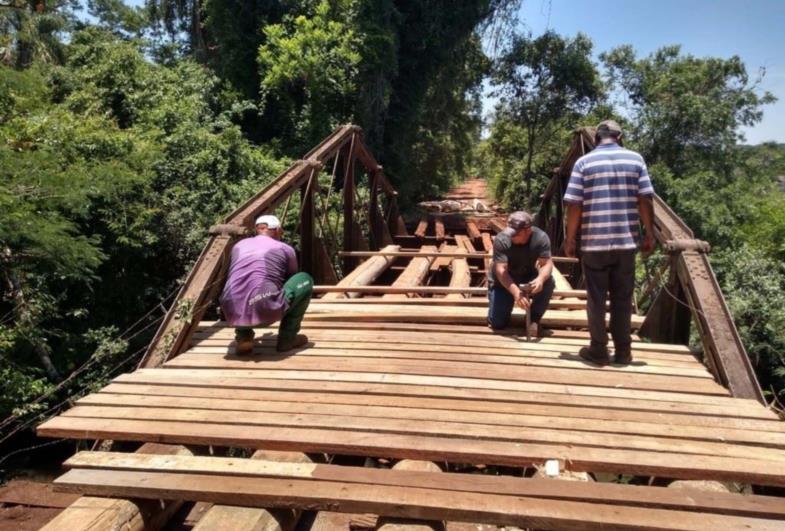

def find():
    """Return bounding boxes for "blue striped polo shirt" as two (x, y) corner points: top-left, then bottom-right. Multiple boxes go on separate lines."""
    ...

(563, 142), (654, 252)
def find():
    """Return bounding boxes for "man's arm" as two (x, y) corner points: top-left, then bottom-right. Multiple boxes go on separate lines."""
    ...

(528, 257), (553, 295)
(493, 262), (529, 310)
(638, 195), (655, 254)
(564, 204), (582, 257)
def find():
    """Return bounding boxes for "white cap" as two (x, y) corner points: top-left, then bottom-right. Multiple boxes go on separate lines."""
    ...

(255, 214), (281, 229)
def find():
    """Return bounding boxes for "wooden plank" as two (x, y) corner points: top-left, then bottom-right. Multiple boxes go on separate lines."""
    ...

(119, 370), (772, 417)
(61, 405), (776, 461)
(465, 222), (481, 241)
(315, 286), (588, 297)
(53, 469), (784, 531)
(194, 322), (693, 355)
(63, 452), (785, 520)
(453, 235), (477, 254)
(310, 297), (589, 309)
(383, 246), (437, 300)
(322, 244), (400, 300)
(40, 443), (191, 531)
(188, 337), (707, 368)
(180, 345), (710, 376)
(304, 303), (645, 330)
(0, 480), (79, 508)
(112, 372), (772, 422)
(100, 382), (785, 432)
(37, 417), (785, 485)
(137, 366), (736, 405)
(414, 218), (429, 238)
(162, 354), (723, 394)
(76, 393), (785, 447)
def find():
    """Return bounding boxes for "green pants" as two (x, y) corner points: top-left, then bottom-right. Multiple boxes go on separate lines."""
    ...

(235, 272), (313, 342)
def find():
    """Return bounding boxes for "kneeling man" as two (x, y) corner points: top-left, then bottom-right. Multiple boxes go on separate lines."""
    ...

(487, 211), (555, 337)
(220, 214), (313, 355)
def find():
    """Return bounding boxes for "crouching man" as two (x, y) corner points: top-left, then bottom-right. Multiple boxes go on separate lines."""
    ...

(487, 211), (555, 337)
(219, 215), (313, 355)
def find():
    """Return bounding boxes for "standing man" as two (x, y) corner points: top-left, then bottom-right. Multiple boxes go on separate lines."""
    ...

(564, 120), (655, 366)
(220, 215), (313, 355)
(488, 211), (555, 337)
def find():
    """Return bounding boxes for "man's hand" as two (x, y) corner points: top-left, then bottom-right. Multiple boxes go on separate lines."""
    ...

(564, 238), (577, 258)
(515, 291), (532, 311)
(641, 234), (655, 255)
(528, 278), (544, 295)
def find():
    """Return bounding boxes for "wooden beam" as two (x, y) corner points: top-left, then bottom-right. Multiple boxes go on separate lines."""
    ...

(384, 246), (438, 300)
(322, 245), (400, 300)
(465, 221), (481, 241)
(62, 452), (785, 520)
(315, 286), (587, 297)
(414, 217), (429, 238)
(337, 251), (576, 263)
(53, 453), (785, 516)
(445, 258), (470, 300)
(433, 218), (445, 241)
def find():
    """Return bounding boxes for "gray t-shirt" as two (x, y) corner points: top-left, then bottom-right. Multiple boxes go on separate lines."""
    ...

(488, 227), (551, 285)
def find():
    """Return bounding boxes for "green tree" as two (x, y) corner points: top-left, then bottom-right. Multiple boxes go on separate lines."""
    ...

(602, 45), (776, 175)
(483, 31), (603, 206)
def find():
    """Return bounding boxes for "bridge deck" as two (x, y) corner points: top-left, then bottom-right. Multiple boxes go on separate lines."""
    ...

(39, 307), (785, 529)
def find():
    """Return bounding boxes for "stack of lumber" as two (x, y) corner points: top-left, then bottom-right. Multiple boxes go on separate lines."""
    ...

(53, 452), (785, 531)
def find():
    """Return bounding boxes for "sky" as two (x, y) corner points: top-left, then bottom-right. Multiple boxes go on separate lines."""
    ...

(499, 0), (785, 144)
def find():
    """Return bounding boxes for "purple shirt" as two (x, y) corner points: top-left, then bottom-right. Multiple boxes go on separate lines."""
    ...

(219, 235), (298, 326)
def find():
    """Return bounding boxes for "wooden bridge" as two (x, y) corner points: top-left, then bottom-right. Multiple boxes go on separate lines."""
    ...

(35, 125), (785, 530)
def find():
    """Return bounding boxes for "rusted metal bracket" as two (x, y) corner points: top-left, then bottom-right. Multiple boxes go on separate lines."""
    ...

(207, 224), (249, 237)
(663, 239), (711, 254)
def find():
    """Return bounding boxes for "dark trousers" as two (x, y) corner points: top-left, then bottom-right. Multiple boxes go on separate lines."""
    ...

(236, 272), (313, 342)
(487, 275), (555, 330)
(581, 250), (636, 352)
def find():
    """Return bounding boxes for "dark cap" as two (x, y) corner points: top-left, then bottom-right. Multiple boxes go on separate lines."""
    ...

(507, 211), (533, 231)
(597, 119), (623, 136)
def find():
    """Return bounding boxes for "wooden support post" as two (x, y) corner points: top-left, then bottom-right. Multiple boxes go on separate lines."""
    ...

(322, 244), (401, 300)
(41, 444), (191, 531)
(414, 217), (429, 238)
(383, 246), (438, 300)
(193, 451), (313, 531)
(434, 217), (445, 241)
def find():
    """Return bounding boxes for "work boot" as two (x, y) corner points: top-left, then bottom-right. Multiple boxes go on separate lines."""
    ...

(614, 350), (632, 366)
(235, 338), (255, 356)
(578, 346), (610, 366)
(276, 334), (309, 352)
